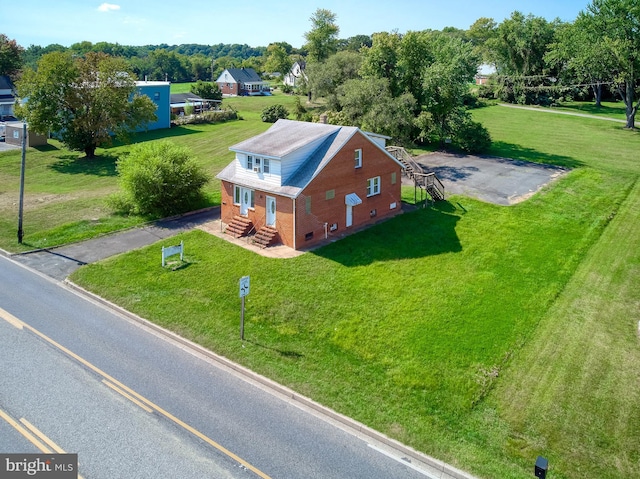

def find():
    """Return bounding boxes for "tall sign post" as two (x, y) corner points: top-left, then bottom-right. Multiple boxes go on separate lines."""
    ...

(239, 276), (250, 340)
(17, 122), (27, 244)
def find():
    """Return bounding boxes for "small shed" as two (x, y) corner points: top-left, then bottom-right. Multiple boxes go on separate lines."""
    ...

(5, 122), (48, 147)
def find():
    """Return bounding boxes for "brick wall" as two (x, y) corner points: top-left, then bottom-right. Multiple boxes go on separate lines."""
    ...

(220, 131), (402, 250)
(295, 132), (402, 249)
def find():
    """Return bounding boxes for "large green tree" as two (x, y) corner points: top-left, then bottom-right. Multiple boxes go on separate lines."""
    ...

(0, 34), (23, 78)
(16, 51), (157, 158)
(417, 37), (487, 151)
(306, 50), (363, 109)
(546, 17), (616, 107)
(584, 0), (640, 128)
(304, 8), (340, 63)
(488, 11), (559, 76)
(336, 77), (416, 140)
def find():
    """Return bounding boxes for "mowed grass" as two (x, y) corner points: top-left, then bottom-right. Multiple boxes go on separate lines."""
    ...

(0, 92), (299, 251)
(71, 106), (640, 479)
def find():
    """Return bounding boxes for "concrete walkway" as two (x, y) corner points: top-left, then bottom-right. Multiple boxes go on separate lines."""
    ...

(11, 208), (222, 280)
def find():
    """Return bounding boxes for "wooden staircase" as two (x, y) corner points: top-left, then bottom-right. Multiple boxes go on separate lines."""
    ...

(225, 216), (253, 238)
(386, 146), (445, 201)
(252, 225), (278, 248)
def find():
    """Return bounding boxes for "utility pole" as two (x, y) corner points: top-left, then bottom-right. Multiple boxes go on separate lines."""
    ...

(17, 122), (26, 244)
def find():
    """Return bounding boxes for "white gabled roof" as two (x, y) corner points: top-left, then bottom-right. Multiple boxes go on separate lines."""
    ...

(217, 119), (404, 198)
(229, 119), (342, 158)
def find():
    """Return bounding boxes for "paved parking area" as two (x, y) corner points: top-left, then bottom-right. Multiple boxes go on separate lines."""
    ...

(411, 152), (568, 205)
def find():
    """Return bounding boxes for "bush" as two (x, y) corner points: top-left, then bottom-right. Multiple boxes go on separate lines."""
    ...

(455, 119), (492, 154)
(171, 108), (237, 126)
(261, 104), (289, 122)
(113, 141), (210, 217)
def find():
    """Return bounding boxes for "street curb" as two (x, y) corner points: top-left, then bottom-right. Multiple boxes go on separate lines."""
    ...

(64, 279), (479, 479)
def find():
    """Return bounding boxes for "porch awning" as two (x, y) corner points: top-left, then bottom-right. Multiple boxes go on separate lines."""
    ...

(345, 193), (362, 206)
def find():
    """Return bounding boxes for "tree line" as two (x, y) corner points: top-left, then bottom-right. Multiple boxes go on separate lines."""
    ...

(1, 0), (638, 159)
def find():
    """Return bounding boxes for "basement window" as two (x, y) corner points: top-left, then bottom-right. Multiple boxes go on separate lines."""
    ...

(305, 232), (314, 241)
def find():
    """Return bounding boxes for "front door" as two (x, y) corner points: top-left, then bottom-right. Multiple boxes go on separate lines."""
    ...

(266, 196), (276, 227)
(240, 187), (251, 216)
(346, 205), (353, 227)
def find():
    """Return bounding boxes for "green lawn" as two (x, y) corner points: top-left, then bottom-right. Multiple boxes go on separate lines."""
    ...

(69, 105), (640, 479)
(0, 92), (300, 251)
(553, 100), (628, 121)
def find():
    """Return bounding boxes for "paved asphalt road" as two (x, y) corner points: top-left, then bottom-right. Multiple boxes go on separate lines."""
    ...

(0, 255), (451, 479)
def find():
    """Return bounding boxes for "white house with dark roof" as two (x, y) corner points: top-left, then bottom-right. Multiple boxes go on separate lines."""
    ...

(216, 119), (404, 250)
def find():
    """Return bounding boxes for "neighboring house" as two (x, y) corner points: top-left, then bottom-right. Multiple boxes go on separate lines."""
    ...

(216, 119), (404, 250)
(135, 80), (170, 130)
(475, 64), (496, 85)
(0, 76), (17, 120)
(216, 68), (269, 96)
(283, 61), (307, 88)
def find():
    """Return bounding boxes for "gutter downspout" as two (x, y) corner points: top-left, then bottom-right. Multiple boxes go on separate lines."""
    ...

(292, 197), (296, 250)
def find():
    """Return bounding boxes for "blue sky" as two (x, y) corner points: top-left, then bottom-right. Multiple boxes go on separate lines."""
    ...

(2, 1), (590, 49)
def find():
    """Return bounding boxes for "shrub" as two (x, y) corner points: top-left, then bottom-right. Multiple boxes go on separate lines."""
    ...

(261, 104), (289, 122)
(455, 119), (492, 154)
(113, 141), (210, 217)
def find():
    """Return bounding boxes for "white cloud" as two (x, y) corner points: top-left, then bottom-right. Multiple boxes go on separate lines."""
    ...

(97, 3), (120, 13)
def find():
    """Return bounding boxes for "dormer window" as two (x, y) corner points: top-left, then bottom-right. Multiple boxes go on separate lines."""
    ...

(354, 149), (362, 168)
(263, 158), (270, 174)
(247, 155), (253, 169)
(254, 157), (262, 173)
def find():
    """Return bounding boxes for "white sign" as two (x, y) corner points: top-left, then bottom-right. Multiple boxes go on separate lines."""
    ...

(162, 241), (184, 267)
(239, 276), (250, 298)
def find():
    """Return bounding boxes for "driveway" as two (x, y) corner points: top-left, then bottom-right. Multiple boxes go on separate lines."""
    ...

(410, 152), (567, 205)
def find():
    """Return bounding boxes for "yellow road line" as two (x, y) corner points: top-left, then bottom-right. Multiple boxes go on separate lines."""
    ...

(0, 408), (51, 453)
(0, 306), (25, 329)
(102, 380), (154, 413)
(20, 418), (66, 453)
(9, 311), (273, 479)
(11, 418), (85, 479)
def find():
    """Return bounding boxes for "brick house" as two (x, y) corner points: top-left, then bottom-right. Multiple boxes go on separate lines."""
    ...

(216, 119), (405, 250)
(215, 67), (269, 96)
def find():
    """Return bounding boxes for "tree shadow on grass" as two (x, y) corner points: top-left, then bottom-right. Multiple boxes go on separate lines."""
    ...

(488, 141), (583, 169)
(557, 102), (625, 118)
(103, 124), (205, 150)
(48, 153), (118, 177)
(313, 201), (462, 267)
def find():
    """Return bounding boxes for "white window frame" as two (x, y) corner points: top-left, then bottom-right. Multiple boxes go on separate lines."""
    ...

(367, 176), (380, 197)
(247, 155), (253, 170)
(354, 149), (362, 168)
(234, 185), (241, 204)
(263, 158), (270, 174)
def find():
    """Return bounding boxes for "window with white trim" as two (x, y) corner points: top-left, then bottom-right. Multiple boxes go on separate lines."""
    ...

(263, 158), (270, 174)
(234, 185), (241, 204)
(354, 149), (362, 168)
(367, 176), (380, 197)
(247, 155), (253, 169)
(254, 157), (262, 172)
